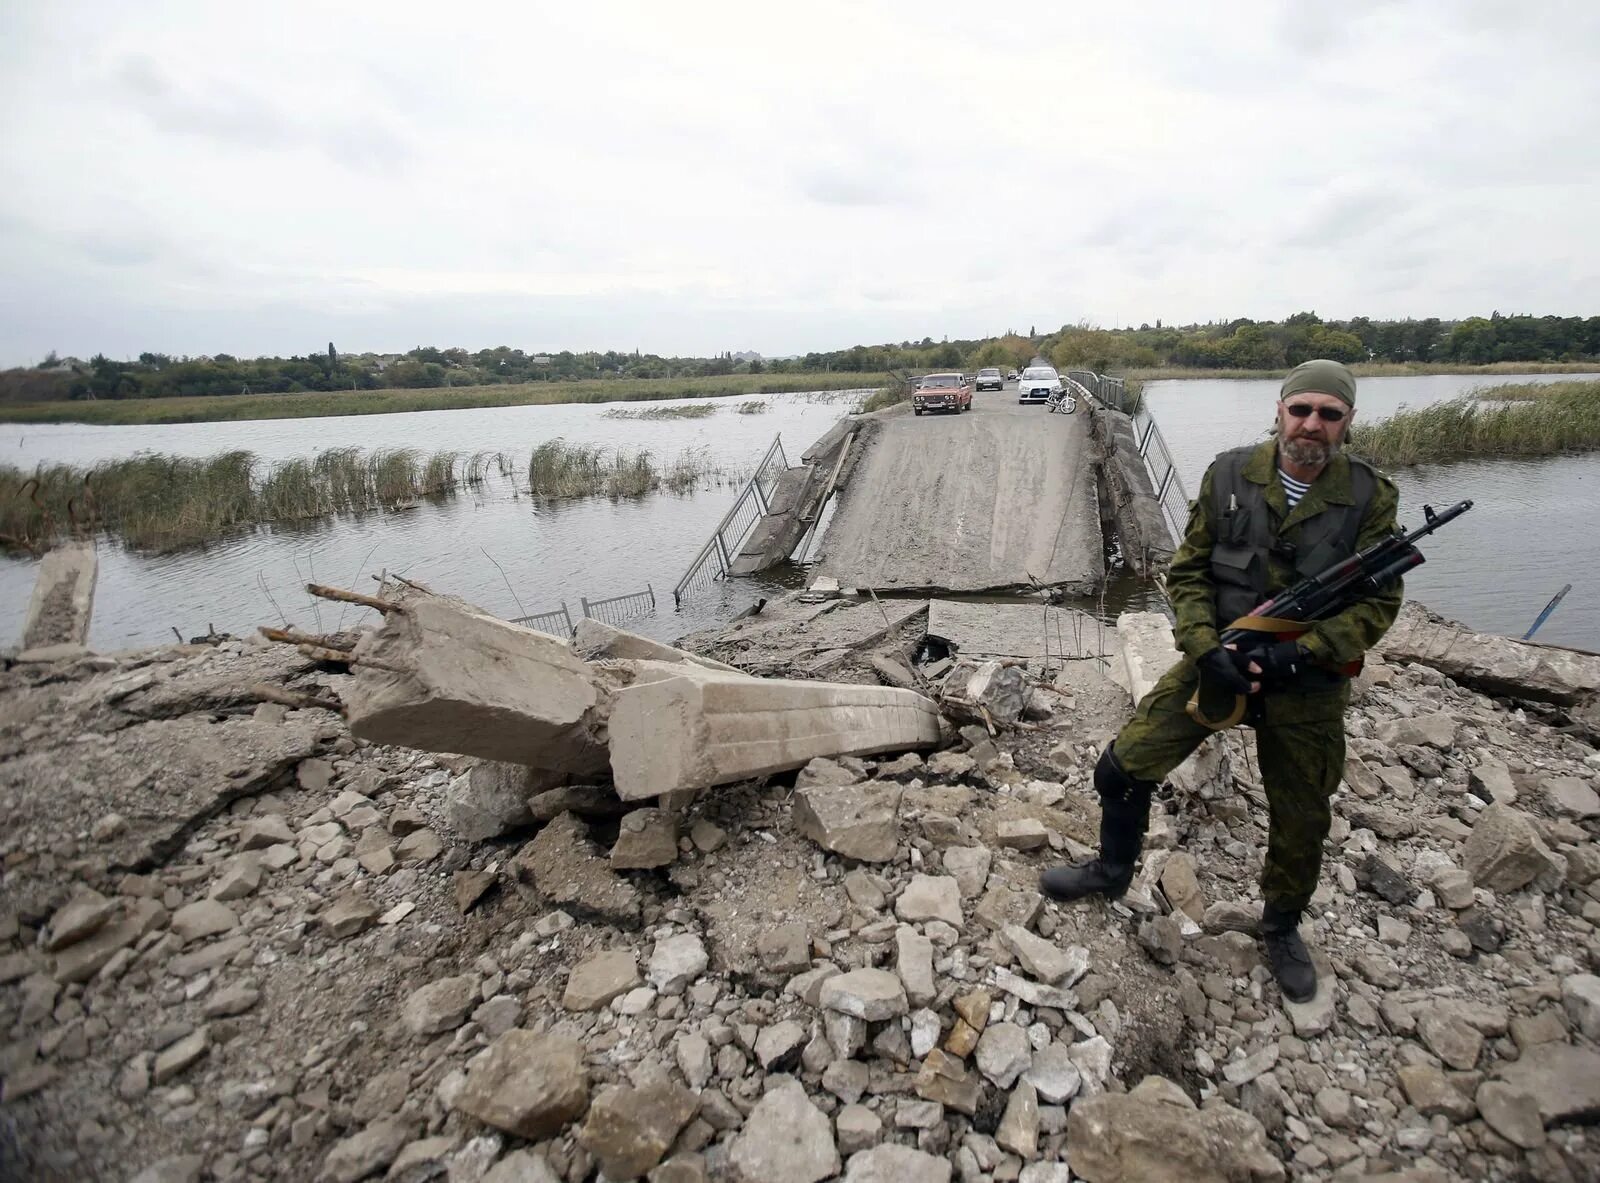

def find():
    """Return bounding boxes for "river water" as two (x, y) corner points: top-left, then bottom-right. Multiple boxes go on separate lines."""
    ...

(0, 391), (868, 650)
(1142, 373), (1600, 651)
(3, 373), (1595, 652)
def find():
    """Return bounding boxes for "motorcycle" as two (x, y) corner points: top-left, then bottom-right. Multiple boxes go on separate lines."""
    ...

(1045, 389), (1076, 414)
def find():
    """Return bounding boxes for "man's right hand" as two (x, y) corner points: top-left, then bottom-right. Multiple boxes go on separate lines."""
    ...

(1198, 646), (1260, 696)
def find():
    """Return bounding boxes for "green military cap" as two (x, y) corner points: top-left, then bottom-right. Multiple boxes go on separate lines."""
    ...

(1281, 359), (1356, 407)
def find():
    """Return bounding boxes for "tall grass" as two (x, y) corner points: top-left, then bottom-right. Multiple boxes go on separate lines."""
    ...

(0, 372), (893, 426)
(1347, 380), (1600, 466)
(736, 400), (769, 414)
(526, 440), (725, 499)
(602, 403), (717, 420)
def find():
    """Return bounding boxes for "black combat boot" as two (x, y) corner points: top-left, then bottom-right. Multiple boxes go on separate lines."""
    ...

(1261, 903), (1317, 1003)
(1040, 746), (1154, 902)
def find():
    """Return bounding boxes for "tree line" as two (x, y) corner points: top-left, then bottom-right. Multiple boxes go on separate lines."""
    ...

(4, 312), (1596, 404)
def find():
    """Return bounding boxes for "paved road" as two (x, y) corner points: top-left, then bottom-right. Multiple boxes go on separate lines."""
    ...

(816, 381), (1103, 594)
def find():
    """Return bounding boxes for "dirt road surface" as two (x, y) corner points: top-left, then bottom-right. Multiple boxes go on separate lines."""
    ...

(816, 382), (1103, 593)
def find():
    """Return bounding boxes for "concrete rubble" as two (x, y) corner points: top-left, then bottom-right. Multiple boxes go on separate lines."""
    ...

(0, 594), (1596, 1183)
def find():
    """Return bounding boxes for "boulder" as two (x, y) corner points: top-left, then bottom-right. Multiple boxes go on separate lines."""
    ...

(577, 1079), (699, 1180)
(792, 782), (903, 863)
(1495, 1044), (1600, 1125)
(728, 1076), (839, 1183)
(894, 875), (963, 927)
(450, 1030), (588, 1139)
(821, 968), (908, 1022)
(1462, 803), (1566, 892)
(1067, 1075), (1285, 1182)
(844, 1144), (953, 1183)
(610, 808), (679, 869)
(445, 761), (548, 841)
(401, 975), (477, 1036)
(564, 950), (641, 1011)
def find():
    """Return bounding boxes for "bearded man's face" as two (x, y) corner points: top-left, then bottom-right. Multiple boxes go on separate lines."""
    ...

(1276, 391), (1352, 468)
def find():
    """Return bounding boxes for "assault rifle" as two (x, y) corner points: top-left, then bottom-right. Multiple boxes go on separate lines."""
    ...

(1187, 499), (1474, 729)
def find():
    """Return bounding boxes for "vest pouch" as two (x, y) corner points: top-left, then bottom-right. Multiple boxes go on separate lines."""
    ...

(1210, 542), (1264, 592)
(1294, 535), (1351, 581)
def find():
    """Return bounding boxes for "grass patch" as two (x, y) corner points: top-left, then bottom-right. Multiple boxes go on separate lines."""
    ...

(602, 403), (718, 420)
(1347, 380), (1600, 466)
(527, 440), (726, 499)
(859, 373), (917, 414)
(0, 372), (892, 426)
(736, 400), (769, 414)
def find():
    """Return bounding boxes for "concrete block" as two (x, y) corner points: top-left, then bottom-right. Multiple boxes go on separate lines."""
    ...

(571, 618), (741, 673)
(1115, 612), (1179, 703)
(608, 666), (940, 801)
(346, 596), (611, 773)
(22, 542), (97, 650)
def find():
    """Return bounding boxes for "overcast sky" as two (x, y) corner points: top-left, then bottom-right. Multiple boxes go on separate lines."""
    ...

(1, 1), (1596, 365)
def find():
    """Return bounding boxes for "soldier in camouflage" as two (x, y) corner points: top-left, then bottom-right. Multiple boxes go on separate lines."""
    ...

(1041, 359), (1402, 1003)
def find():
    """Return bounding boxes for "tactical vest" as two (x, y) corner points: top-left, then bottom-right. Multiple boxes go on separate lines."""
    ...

(1208, 445), (1377, 626)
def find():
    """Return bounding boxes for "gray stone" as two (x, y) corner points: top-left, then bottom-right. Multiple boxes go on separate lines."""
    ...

(755, 1021), (809, 1071)
(209, 853), (263, 901)
(1475, 1081), (1546, 1149)
(321, 890), (379, 938)
(1066, 1077), (1284, 1183)
(322, 1117), (413, 1183)
(576, 1078), (699, 1180)
(1543, 775), (1600, 818)
(676, 1034), (713, 1090)
(997, 1079), (1040, 1159)
(1397, 1065), (1476, 1122)
(895, 928), (935, 1007)
(1001, 925), (1081, 986)
(152, 1028), (209, 1084)
(1222, 1043), (1279, 1087)
(1158, 853), (1205, 923)
(975, 1022), (1031, 1088)
(941, 846), (992, 898)
(481, 1150), (560, 1183)
(1023, 1042), (1081, 1104)
(612, 808), (679, 869)
(1495, 1044), (1600, 1125)
(511, 812), (641, 925)
(1379, 713), (1457, 750)
(757, 923), (812, 974)
(1468, 759), (1518, 805)
(728, 1076), (839, 1183)
(170, 899), (237, 942)
(836, 1104), (882, 1155)
(995, 818), (1048, 850)
(844, 1143), (953, 1182)
(894, 874), (963, 927)
(127, 1156), (205, 1183)
(796, 756), (866, 790)
(648, 934), (708, 995)
(42, 891), (113, 951)
(792, 781), (903, 863)
(1462, 803), (1566, 892)
(1562, 972), (1600, 1040)
(564, 950), (641, 1011)
(450, 1030), (589, 1139)
(821, 968), (908, 1021)
(402, 975), (477, 1036)
(1417, 1006), (1483, 1070)
(238, 813), (296, 850)
(445, 761), (541, 841)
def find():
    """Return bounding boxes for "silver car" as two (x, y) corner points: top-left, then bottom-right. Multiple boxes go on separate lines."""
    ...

(1018, 365), (1063, 404)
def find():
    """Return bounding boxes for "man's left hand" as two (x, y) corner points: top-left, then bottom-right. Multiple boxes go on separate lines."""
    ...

(1252, 641), (1307, 686)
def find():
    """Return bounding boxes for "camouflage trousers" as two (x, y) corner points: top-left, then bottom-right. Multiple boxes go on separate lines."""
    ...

(1113, 659), (1349, 915)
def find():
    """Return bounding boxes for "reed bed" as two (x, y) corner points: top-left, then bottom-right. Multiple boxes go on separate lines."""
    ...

(526, 440), (726, 499)
(602, 404), (717, 420)
(1347, 381), (1600, 466)
(736, 400), (769, 414)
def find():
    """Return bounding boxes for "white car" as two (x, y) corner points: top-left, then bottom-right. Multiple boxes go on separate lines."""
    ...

(1018, 366), (1063, 404)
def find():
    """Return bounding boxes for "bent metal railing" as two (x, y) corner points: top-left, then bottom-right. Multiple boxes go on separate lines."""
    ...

(1071, 370), (1188, 544)
(512, 584), (657, 638)
(673, 433), (789, 606)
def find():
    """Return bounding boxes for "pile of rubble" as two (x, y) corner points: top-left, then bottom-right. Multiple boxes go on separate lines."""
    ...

(1, 588), (1597, 1183)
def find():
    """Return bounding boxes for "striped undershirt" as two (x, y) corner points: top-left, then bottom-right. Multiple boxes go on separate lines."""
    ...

(1278, 467), (1311, 508)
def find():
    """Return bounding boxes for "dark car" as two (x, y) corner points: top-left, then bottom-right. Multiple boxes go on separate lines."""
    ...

(974, 367), (1003, 392)
(912, 372), (972, 416)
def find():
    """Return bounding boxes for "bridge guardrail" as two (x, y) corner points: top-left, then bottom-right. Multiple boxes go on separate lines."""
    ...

(1070, 370), (1188, 545)
(672, 433), (789, 606)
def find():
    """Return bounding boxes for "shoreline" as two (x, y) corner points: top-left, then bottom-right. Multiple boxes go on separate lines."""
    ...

(0, 372), (891, 427)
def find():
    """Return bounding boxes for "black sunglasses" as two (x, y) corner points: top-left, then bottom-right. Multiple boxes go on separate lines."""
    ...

(1284, 402), (1346, 423)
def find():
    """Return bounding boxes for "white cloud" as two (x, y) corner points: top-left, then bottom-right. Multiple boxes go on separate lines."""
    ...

(0, 0), (1596, 365)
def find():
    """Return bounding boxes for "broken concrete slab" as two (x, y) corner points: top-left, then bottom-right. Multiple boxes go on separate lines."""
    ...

(1116, 612), (1180, 703)
(792, 781), (903, 863)
(1379, 600), (1600, 705)
(22, 541), (97, 651)
(570, 618), (740, 673)
(926, 599), (1106, 661)
(346, 596), (613, 773)
(607, 666), (940, 801)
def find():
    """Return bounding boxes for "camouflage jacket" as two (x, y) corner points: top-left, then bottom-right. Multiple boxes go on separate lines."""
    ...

(1167, 439), (1402, 669)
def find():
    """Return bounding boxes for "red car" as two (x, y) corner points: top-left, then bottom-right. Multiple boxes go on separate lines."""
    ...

(912, 372), (972, 416)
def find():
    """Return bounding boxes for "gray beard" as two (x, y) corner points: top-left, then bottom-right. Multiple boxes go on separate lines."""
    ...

(1281, 432), (1335, 467)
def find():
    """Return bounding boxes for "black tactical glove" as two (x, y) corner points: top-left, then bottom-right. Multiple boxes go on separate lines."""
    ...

(1197, 646), (1255, 696)
(1253, 641), (1307, 686)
